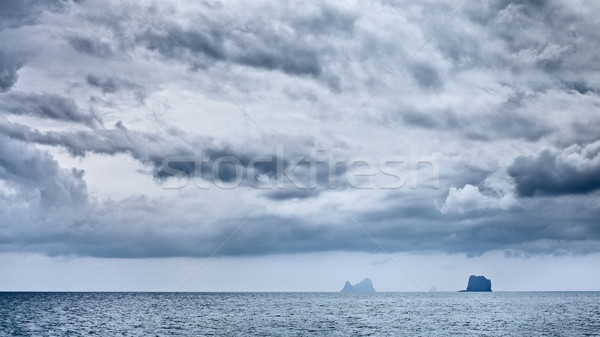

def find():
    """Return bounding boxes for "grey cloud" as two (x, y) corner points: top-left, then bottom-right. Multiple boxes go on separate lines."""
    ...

(161, 145), (350, 191)
(0, 134), (88, 208)
(287, 2), (356, 35)
(84, 74), (147, 105)
(138, 24), (322, 77)
(0, 115), (598, 258)
(436, 0), (600, 97)
(4, 188), (599, 258)
(379, 102), (550, 142)
(0, 118), (265, 183)
(0, 92), (101, 126)
(230, 25), (322, 76)
(32, 122), (196, 172)
(0, 0), (70, 30)
(399, 108), (458, 130)
(66, 35), (113, 58)
(0, 51), (24, 92)
(137, 26), (224, 61)
(0, 116), (351, 203)
(369, 0), (600, 142)
(508, 141), (600, 196)
(2, 0), (600, 260)
(347, 193), (600, 257)
(0, 108), (331, 177)
(85, 74), (140, 94)
(563, 81), (597, 95)
(86, 75), (118, 93)
(133, 3), (358, 79)
(264, 189), (321, 201)
(469, 108), (551, 142)
(409, 63), (442, 90)
(566, 120), (600, 148)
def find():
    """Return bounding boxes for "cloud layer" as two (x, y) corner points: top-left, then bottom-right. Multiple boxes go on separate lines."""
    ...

(0, 0), (599, 259)
(509, 141), (600, 196)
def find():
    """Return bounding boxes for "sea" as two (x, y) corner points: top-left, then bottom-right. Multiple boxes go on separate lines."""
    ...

(1, 292), (599, 336)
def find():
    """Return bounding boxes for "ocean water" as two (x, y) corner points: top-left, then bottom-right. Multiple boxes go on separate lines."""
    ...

(1, 292), (599, 336)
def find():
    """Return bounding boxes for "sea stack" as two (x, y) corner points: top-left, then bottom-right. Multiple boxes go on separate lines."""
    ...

(463, 275), (492, 292)
(341, 278), (376, 293)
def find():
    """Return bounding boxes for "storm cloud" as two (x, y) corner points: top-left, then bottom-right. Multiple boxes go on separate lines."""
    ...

(509, 141), (600, 197)
(0, 92), (101, 126)
(67, 35), (114, 58)
(136, 20), (328, 77)
(0, 134), (88, 209)
(0, 0), (599, 261)
(0, 0), (71, 31)
(0, 51), (24, 92)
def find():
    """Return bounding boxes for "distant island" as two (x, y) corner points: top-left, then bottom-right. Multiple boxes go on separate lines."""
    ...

(460, 275), (492, 292)
(341, 278), (375, 293)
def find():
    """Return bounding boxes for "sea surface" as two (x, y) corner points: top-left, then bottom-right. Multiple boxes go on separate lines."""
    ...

(1, 292), (599, 336)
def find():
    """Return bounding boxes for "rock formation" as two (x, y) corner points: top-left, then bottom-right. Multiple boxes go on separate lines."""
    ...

(340, 278), (375, 292)
(463, 275), (492, 292)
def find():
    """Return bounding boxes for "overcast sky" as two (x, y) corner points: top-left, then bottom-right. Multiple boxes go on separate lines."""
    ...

(1, 0), (599, 291)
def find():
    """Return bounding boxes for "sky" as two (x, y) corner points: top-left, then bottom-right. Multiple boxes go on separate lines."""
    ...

(0, 0), (599, 292)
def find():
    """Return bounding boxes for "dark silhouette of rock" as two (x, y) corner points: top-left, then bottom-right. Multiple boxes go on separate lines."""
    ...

(462, 275), (492, 292)
(341, 278), (375, 292)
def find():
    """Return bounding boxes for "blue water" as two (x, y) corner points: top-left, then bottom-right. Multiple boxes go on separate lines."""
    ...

(1, 292), (599, 336)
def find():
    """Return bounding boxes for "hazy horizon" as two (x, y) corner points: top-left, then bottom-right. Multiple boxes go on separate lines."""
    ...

(2, 250), (600, 292)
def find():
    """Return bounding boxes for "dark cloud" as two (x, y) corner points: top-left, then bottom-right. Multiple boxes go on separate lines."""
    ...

(563, 81), (597, 95)
(0, 51), (24, 92)
(159, 145), (350, 192)
(380, 102), (550, 142)
(230, 27), (323, 76)
(398, 107), (458, 130)
(66, 35), (113, 58)
(1, 0), (600, 261)
(409, 63), (442, 90)
(0, 0), (83, 30)
(0, 134), (88, 208)
(0, 122), (598, 258)
(508, 141), (600, 196)
(137, 26), (224, 61)
(566, 120), (600, 148)
(0, 0), (69, 30)
(343, 193), (600, 257)
(287, 2), (356, 35)
(30, 121), (196, 170)
(132, 4), (357, 79)
(436, 0), (600, 100)
(3, 189), (599, 258)
(265, 189), (321, 201)
(137, 24), (323, 77)
(0, 113), (353, 207)
(0, 118), (259, 182)
(0, 92), (101, 126)
(469, 108), (551, 142)
(86, 74), (117, 93)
